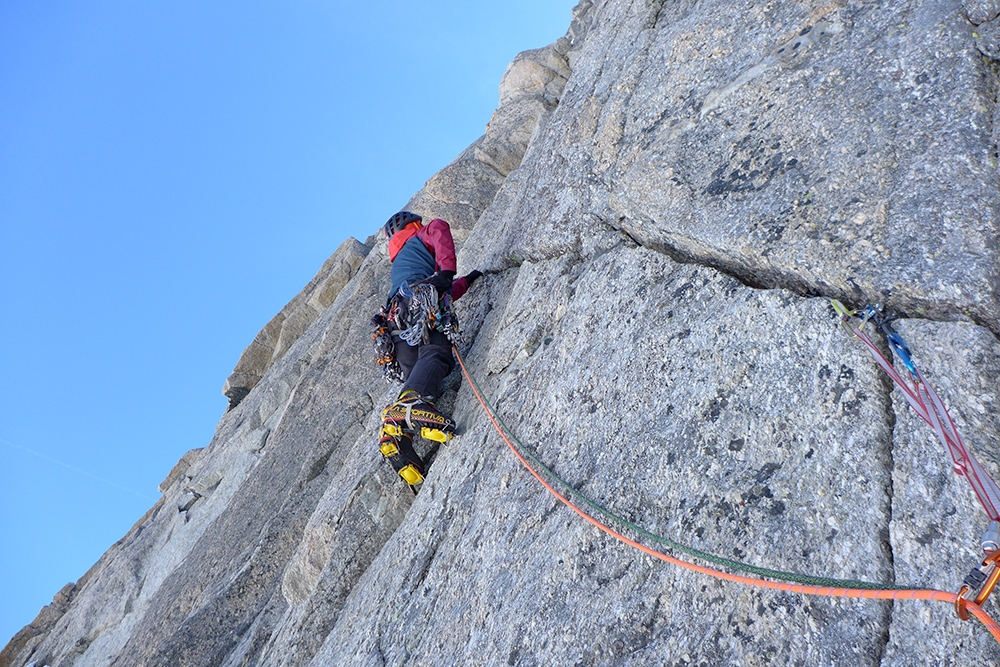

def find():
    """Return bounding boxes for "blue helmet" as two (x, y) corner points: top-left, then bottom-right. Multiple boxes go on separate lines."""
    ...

(384, 211), (422, 239)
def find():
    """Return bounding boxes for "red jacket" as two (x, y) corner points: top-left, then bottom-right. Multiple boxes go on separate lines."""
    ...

(388, 218), (471, 299)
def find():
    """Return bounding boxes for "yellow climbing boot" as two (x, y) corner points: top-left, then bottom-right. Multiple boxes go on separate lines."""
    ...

(397, 464), (424, 486)
(420, 426), (453, 444)
(378, 425), (426, 492)
(381, 390), (457, 435)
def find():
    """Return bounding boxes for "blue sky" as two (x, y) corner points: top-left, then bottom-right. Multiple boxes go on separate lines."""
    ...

(0, 1), (577, 644)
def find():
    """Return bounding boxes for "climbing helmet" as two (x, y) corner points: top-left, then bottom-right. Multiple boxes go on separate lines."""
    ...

(384, 211), (422, 240)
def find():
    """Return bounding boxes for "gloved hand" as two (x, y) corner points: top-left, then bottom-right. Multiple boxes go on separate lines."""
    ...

(427, 270), (456, 294)
(465, 270), (483, 285)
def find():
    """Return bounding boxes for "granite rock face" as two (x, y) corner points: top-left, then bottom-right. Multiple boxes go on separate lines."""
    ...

(6, 1), (1000, 666)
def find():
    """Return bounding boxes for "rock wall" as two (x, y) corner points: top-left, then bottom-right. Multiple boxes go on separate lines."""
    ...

(222, 237), (371, 410)
(5, 1), (1000, 665)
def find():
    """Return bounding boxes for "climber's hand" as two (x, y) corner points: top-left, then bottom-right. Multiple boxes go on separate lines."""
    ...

(428, 270), (456, 295)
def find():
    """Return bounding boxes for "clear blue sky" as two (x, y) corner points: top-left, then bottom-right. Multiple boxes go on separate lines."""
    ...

(0, 1), (577, 644)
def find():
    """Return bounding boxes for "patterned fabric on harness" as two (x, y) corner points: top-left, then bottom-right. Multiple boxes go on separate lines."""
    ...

(371, 299), (405, 384)
(371, 281), (461, 384)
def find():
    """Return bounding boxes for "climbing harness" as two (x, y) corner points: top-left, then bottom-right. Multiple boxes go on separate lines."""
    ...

(370, 281), (462, 385)
(452, 345), (1000, 646)
(397, 281), (461, 347)
(829, 299), (1000, 620)
(372, 279), (460, 492)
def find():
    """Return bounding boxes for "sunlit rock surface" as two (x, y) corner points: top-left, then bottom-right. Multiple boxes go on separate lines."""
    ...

(5, 1), (1000, 665)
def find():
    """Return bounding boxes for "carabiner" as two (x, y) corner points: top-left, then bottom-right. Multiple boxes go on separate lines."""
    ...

(829, 298), (855, 320)
(956, 552), (1000, 620)
(884, 331), (918, 379)
(955, 523), (1000, 620)
(859, 303), (883, 326)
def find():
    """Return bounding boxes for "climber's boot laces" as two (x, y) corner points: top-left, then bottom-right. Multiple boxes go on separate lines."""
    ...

(379, 423), (425, 493)
(381, 391), (456, 444)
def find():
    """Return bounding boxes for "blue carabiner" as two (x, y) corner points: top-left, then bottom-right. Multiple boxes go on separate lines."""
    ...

(884, 329), (918, 379)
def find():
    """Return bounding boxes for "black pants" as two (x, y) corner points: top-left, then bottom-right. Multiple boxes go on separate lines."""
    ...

(393, 329), (455, 399)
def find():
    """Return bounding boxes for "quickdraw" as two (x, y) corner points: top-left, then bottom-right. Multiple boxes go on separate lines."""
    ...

(397, 281), (461, 347)
(371, 300), (405, 384)
(830, 299), (1000, 618)
(371, 280), (462, 385)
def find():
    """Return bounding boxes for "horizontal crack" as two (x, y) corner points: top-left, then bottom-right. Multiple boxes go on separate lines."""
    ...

(603, 214), (786, 293)
(602, 213), (1000, 343)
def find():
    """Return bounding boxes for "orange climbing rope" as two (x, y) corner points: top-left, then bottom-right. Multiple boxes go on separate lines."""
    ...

(452, 347), (1000, 646)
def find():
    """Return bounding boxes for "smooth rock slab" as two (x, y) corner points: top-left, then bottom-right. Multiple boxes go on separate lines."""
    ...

(308, 244), (901, 666)
(600, 1), (1000, 329)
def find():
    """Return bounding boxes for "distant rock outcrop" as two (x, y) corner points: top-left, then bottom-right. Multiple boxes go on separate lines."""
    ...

(6, 1), (1000, 665)
(0, 585), (77, 667)
(222, 237), (370, 410)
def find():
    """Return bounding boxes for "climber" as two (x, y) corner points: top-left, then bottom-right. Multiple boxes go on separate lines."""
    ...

(371, 211), (483, 491)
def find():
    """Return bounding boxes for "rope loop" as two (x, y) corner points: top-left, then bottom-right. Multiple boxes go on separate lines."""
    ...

(452, 345), (1000, 647)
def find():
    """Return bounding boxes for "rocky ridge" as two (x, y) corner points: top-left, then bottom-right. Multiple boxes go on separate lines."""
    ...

(4, 1), (1000, 665)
